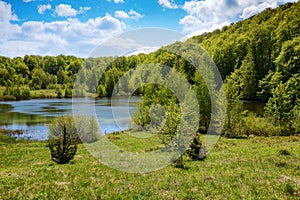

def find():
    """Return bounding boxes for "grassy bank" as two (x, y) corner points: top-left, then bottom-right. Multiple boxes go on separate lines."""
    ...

(0, 88), (98, 101)
(0, 87), (58, 101)
(1, 133), (300, 199)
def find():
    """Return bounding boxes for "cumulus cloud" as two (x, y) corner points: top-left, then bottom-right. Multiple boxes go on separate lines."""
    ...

(108, 0), (125, 4)
(53, 4), (90, 17)
(54, 4), (77, 17)
(128, 10), (143, 20)
(0, 0), (20, 43)
(0, 0), (18, 22)
(37, 4), (51, 14)
(179, 0), (298, 35)
(239, 2), (277, 19)
(115, 11), (129, 19)
(0, 2), (126, 57)
(158, 0), (178, 9)
(115, 10), (143, 20)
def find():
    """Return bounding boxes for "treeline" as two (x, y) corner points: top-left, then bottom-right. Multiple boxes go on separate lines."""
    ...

(0, 50), (196, 99)
(133, 1), (300, 136)
(0, 1), (299, 136)
(192, 1), (300, 102)
(190, 1), (300, 136)
(0, 55), (84, 100)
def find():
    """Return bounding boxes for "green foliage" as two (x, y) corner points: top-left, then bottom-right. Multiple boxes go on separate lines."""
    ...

(48, 115), (80, 164)
(226, 112), (281, 137)
(292, 104), (300, 133)
(0, 132), (17, 143)
(258, 71), (283, 102)
(48, 115), (100, 164)
(275, 36), (300, 82)
(224, 77), (243, 133)
(264, 79), (299, 135)
(0, 1), (299, 141)
(2, 86), (31, 100)
(74, 115), (100, 143)
(187, 133), (206, 160)
(64, 87), (73, 98)
(56, 89), (63, 98)
(193, 72), (211, 132)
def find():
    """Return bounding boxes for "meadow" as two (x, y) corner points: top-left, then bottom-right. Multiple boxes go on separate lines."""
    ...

(1, 132), (300, 199)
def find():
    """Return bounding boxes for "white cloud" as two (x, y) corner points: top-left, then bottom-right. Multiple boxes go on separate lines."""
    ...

(128, 10), (143, 20)
(179, 0), (298, 35)
(239, 2), (277, 19)
(53, 4), (90, 17)
(23, 0), (35, 3)
(37, 4), (51, 15)
(115, 11), (130, 19)
(0, 0), (20, 43)
(78, 6), (91, 14)
(158, 0), (178, 9)
(115, 10), (143, 20)
(108, 0), (125, 3)
(0, 2), (126, 57)
(0, 0), (18, 22)
(54, 4), (77, 17)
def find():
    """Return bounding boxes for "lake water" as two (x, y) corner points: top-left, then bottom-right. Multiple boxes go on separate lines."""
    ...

(0, 97), (140, 141)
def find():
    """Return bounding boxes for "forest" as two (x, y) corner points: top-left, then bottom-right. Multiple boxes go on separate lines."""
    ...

(0, 1), (299, 137)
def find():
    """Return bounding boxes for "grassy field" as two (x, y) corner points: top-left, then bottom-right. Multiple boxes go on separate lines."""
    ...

(1, 132), (300, 199)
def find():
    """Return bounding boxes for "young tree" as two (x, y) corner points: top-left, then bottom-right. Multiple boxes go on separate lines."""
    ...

(48, 116), (80, 164)
(193, 72), (211, 132)
(264, 82), (292, 135)
(292, 104), (300, 133)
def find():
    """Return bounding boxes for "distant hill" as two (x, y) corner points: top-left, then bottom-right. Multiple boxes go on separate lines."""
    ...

(185, 1), (300, 101)
(0, 1), (299, 103)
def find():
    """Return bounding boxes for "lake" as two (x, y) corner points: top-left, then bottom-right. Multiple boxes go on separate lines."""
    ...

(0, 97), (265, 141)
(0, 97), (140, 141)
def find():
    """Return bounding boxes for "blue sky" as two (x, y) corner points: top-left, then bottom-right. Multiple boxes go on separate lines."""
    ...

(0, 0), (297, 57)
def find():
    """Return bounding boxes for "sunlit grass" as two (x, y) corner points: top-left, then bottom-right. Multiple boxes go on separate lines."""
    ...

(1, 133), (300, 199)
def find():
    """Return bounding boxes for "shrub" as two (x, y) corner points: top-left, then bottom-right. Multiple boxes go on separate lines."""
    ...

(292, 105), (300, 133)
(0, 133), (17, 143)
(48, 115), (100, 164)
(2, 95), (16, 101)
(64, 88), (73, 98)
(56, 90), (63, 98)
(48, 116), (80, 164)
(75, 115), (100, 143)
(225, 112), (281, 137)
(187, 133), (206, 160)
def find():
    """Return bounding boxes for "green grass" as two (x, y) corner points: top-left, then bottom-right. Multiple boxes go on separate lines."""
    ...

(1, 133), (300, 199)
(30, 89), (58, 99)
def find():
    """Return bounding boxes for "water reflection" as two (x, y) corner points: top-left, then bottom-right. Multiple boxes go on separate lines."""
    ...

(0, 97), (139, 140)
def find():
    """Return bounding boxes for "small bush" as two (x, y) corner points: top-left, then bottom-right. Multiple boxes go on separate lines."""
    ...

(56, 90), (63, 98)
(187, 134), (206, 161)
(0, 133), (16, 143)
(48, 115), (100, 164)
(292, 105), (300, 133)
(74, 115), (100, 143)
(48, 116), (80, 164)
(64, 88), (73, 98)
(225, 112), (281, 137)
(2, 95), (16, 101)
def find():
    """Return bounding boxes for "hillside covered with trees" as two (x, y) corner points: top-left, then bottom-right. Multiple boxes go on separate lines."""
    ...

(0, 1), (299, 136)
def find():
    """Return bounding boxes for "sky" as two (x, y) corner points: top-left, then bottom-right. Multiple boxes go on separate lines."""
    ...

(0, 0), (297, 57)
